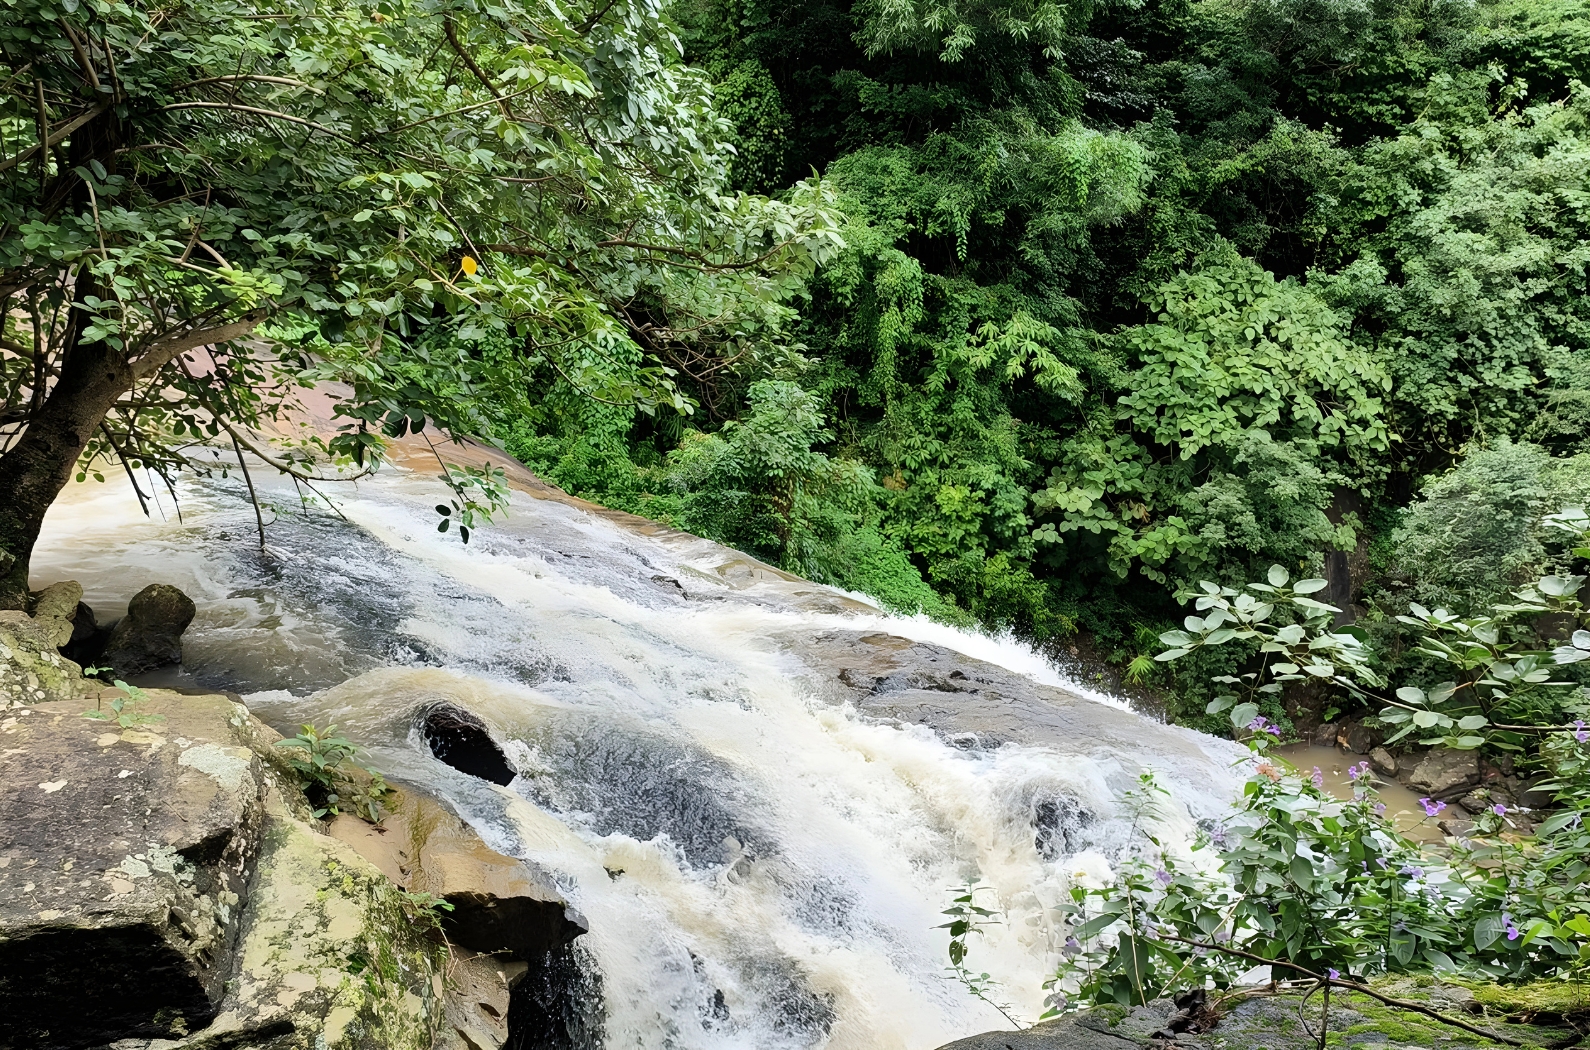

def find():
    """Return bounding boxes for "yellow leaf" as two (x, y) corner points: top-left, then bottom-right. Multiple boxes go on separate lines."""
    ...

(460, 255), (478, 276)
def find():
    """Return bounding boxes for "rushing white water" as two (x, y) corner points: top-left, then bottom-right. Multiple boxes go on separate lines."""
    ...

(33, 462), (1243, 1050)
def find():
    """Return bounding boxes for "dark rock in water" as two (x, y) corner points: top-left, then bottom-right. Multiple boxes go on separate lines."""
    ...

(99, 583), (196, 675)
(1337, 720), (1379, 754)
(0, 691), (267, 1049)
(421, 702), (518, 785)
(67, 600), (96, 646)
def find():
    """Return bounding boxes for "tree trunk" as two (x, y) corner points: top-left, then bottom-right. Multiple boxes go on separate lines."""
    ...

(0, 336), (133, 609)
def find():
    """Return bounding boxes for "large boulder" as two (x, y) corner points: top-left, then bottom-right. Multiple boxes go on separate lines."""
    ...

(99, 583), (197, 675)
(0, 611), (87, 706)
(1404, 748), (1481, 799)
(327, 784), (585, 1050)
(0, 690), (268, 1048)
(0, 686), (587, 1050)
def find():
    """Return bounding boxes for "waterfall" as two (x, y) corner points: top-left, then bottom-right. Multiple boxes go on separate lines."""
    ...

(34, 462), (1243, 1050)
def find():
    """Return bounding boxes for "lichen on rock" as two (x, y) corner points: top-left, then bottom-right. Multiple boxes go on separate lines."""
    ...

(0, 610), (88, 707)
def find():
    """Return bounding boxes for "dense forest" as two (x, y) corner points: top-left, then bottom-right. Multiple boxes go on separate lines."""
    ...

(477, 0), (1590, 729)
(6, 0), (1590, 733)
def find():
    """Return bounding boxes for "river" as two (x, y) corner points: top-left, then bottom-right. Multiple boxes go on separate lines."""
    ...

(32, 457), (1243, 1049)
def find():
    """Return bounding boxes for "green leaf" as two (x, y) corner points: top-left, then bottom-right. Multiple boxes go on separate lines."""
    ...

(1267, 564), (1288, 587)
(1474, 914), (1505, 951)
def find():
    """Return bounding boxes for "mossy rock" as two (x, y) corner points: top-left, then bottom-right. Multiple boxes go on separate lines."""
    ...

(1468, 980), (1590, 1023)
(935, 980), (1579, 1050)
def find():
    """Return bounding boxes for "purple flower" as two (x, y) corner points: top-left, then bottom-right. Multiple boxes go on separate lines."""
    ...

(1347, 761), (1371, 781)
(1399, 865), (1424, 878)
(1154, 869), (1173, 886)
(1311, 766), (1325, 789)
(1492, 803), (1508, 816)
(1062, 936), (1081, 957)
(1373, 802), (1387, 816)
(1246, 715), (1282, 736)
(1574, 719), (1588, 744)
(1419, 797), (1447, 817)
(1327, 968), (1341, 980)
(1504, 913), (1521, 941)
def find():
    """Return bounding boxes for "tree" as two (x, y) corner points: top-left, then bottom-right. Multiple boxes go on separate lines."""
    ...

(0, 0), (841, 607)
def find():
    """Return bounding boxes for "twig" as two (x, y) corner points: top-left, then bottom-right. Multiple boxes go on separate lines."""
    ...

(230, 432), (268, 551)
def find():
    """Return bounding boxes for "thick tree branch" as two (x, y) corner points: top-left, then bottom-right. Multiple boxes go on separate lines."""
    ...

(443, 17), (511, 119)
(0, 101), (109, 175)
(129, 311), (267, 380)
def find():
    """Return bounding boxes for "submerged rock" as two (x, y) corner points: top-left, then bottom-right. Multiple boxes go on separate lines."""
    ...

(99, 583), (197, 675)
(0, 610), (87, 706)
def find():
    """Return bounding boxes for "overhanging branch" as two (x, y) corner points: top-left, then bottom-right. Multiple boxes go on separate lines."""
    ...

(129, 311), (267, 380)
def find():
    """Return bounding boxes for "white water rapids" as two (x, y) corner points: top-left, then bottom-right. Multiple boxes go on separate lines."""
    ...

(33, 461), (1243, 1050)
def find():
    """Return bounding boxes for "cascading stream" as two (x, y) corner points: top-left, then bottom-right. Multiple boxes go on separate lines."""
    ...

(33, 463), (1243, 1050)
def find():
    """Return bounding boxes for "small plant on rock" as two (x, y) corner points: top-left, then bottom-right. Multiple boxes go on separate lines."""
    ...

(275, 723), (391, 822)
(83, 679), (165, 729)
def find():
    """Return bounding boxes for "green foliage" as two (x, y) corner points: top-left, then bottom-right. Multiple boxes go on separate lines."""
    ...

(82, 679), (164, 729)
(1066, 536), (1590, 1013)
(1035, 253), (1386, 587)
(1384, 444), (1590, 614)
(275, 723), (390, 822)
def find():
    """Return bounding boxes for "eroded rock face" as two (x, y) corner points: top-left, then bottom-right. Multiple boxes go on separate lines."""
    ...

(100, 583), (197, 676)
(0, 686), (572, 1050)
(199, 792), (447, 1050)
(0, 691), (267, 1048)
(327, 782), (585, 1049)
(0, 611), (87, 706)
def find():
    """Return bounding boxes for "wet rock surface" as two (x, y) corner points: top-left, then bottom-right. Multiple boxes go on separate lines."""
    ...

(1404, 748), (1481, 798)
(794, 630), (1238, 798)
(327, 781), (583, 958)
(99, 583), (197, 676)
